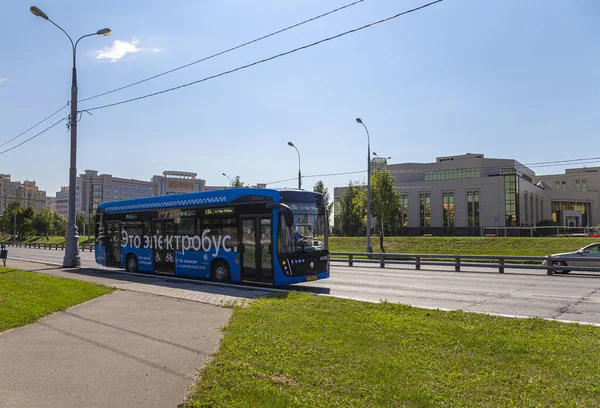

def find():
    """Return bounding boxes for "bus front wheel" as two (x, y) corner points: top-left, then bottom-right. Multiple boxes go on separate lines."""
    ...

(212, 260), (230, 283)
(126, 254), (138, 272)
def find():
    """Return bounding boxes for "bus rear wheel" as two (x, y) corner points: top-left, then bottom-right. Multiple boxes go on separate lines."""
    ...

(126, 254), (138, 272)
(212, 260), (230, 283)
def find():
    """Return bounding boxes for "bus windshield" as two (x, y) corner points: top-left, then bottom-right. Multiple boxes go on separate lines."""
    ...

(280, 202), (328, 253)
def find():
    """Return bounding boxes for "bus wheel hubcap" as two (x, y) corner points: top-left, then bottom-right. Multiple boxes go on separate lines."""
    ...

(128, 258), (135, 270)
(215, 266), (227, 281)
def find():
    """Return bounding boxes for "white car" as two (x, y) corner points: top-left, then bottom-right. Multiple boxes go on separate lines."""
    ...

(542, 243), (600, 273)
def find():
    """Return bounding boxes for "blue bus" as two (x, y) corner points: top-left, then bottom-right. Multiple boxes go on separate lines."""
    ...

(94, 188), (329, 286)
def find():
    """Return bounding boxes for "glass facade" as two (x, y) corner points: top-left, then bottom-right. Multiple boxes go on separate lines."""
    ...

(467, 191), (480, 227)
(442, 192), (454, 227)
(425, 168), (481, 181)
(502, 169), (519, 226)
(551, 201), (588, 226)
(419, 193), (430, 227)
(399, 194), (408, 227)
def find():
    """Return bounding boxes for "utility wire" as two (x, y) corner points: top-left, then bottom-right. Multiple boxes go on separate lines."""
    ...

(84, 0), (445, 112)
(0, 104), (68, 148)
(79, 0), (366, 103)
(0, 116), (67, 156)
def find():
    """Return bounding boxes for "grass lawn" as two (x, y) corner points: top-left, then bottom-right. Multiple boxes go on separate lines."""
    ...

(182, 294), (600, 408)
(329, 236), (598, 256)
(0, 267), (114, 332)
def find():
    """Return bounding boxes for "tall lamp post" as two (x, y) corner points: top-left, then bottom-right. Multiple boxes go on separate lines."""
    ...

(373, 152), (391, 160)
(30, 6), (111, 267)
(356, 118), (372, 253)
(222, 173), (232, 187)
(287, 142), (301, 190)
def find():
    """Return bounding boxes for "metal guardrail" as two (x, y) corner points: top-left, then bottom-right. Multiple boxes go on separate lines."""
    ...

(329, 252), (600, 276)
(1, 242), (95, 252)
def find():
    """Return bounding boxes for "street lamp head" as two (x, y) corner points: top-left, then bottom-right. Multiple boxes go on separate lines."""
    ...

(30, 6), (49, 20)
(222, 172), (227, 176)
(287, 142), (295, 147)
(373, 152), (377, 156)
(96, 28), (112, 36)
(356, 118), (363, 124)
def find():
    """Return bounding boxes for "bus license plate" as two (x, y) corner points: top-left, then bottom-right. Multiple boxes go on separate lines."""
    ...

(306, 276), (317, 281)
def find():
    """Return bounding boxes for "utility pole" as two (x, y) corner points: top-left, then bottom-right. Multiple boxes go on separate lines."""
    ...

(88, 188), (92, 242)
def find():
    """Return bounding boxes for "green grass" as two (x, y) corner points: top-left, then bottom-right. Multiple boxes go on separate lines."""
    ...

(329, 236), (598, 256)
(0, 235), (95, 245)
(182, 294), (600, 408)
(0, 267), (114, 332)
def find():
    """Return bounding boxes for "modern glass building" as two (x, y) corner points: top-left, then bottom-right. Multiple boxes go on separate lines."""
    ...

(333, 153), (599, 236)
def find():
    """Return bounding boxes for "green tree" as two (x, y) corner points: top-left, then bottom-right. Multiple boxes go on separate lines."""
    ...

(16, 206), (35, 239)
(313, 180), (333, 226)
(33, 208), (54, 239)
(52, 212), (67, 237)
(0, 201), (20, 236)
(370, 170), (401, 252)
(340, 181), (366, 237)
(231, 176), (245, 188)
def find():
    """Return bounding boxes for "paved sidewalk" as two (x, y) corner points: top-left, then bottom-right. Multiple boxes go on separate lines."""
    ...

(0, 260), (272, 408)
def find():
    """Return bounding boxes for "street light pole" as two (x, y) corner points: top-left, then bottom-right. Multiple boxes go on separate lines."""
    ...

(222, 173), (232, 188)
(356, 118), (372, 253)
(288, 142), (301, 190)
(30, 6), (111, 267)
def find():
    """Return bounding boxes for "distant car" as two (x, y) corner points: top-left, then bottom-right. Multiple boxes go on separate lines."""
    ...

(542, 243), (600, 273)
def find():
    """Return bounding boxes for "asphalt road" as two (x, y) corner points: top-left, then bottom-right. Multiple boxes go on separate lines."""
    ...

(6, 247), (600, 325)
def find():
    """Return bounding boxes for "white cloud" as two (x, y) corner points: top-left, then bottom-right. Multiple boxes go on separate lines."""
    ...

(0, 78), (7, 84)
(96, 40), (140, 62)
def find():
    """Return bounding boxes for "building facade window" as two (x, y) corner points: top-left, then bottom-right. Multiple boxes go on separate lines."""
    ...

(425, 168), (481, 181)
(467, 191), (480, 227)
(442, 192), (454, 227)
(555, 181), (560, 190)
(419, 193), (430, 227)
(399, 194), (408, 228)
(582, 180), (587, 191)
(502, 169), (519, 226)
(561, 181), (566, 190)
(551, 201), (588, 226)
(576, 180), (580, 191)
(530, 194), (534, 225)
(523, 190), (528, 223)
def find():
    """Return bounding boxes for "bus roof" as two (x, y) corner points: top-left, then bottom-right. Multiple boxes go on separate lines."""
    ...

(97, 188), (323, 213)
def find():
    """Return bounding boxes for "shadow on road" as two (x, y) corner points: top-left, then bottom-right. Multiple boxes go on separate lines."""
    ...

(26, 264), (275, 300)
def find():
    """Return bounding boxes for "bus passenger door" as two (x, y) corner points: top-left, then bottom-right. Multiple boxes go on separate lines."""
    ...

(241, 217), (272, 283)
(105, 221), (121, 267)
(152, 219), (175, 274)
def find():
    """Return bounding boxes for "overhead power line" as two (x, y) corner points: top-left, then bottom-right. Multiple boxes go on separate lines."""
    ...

(84, 0), (445, 112)
(0, 116), (67, 157)
(79, 0), (366, 103)
(0, 104), (68, 149)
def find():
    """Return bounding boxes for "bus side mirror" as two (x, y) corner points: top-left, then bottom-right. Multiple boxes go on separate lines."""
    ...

(267, 203), (294, 228)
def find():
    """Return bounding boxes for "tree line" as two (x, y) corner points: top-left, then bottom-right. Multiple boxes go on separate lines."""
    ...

(336, 170), (400, 252)
(0, 201), (95, 240)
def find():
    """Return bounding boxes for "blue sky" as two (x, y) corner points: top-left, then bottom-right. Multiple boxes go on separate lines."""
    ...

(1, 0), (599, 197)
